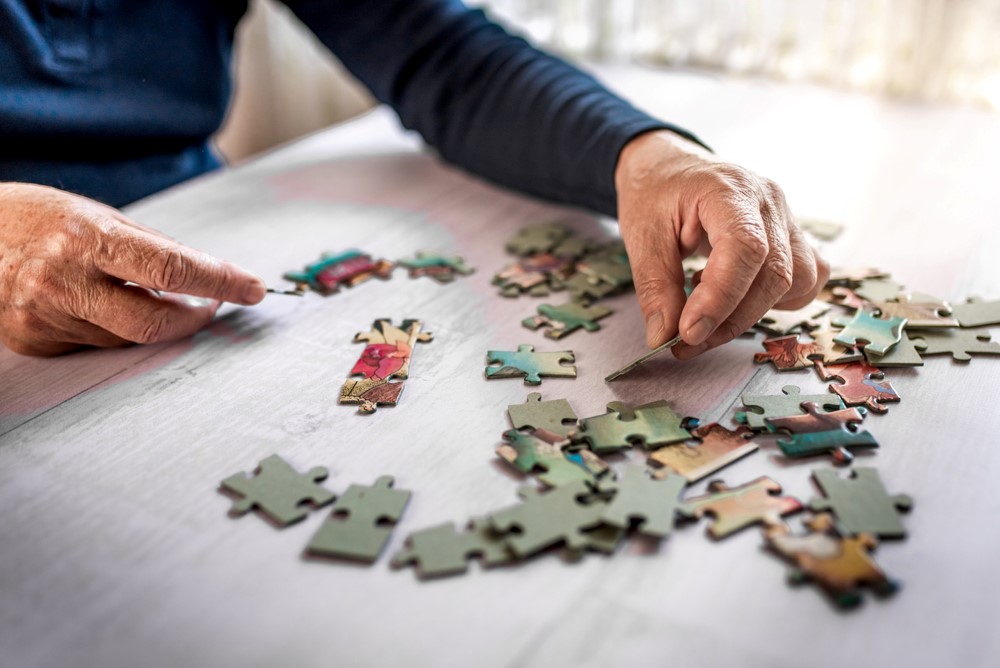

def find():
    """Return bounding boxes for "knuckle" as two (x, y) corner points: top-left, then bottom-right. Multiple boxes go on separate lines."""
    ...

(718, 317), (750, 342)
(732, 229), (769, 267)
(763, 255), (795, 295)
(151, 247), (191, 292)
(133, 312), (172, 345)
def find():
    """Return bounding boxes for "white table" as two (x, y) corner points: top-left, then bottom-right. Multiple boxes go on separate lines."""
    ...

(2, 66), (999, 668)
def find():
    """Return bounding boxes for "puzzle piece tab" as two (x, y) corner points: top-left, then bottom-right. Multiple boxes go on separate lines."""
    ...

(681, 476), (802, 539)
(507, 392), (578, 438)
(911, 328), (1000, 362)
(220, 454), (334, 527)
(753, 335), (824, 370)
(574, 400), (693, 454)
(398, 250), (474, 283)
(391, 519), (515, 579)
(833, 311), (906, 355)
(737, 386), (845, 430)
(485, 345), (576, 385)
(648, 423), (759, 483)
(522, 301), (612, 339)
(809, 468), (912, 539)
(765, 514), (898, 608)
(814, 360), (900, 413)
(306, 476), (411, 563)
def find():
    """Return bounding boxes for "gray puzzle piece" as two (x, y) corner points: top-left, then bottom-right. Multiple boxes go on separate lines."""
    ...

(220, 454), (334, 527)
(809, 468), (912, 539)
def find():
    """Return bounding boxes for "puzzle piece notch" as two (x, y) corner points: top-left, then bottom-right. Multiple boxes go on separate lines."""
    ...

(680, 476), (802, 539)
(648, 423), (759, 483)
(488, 480), (621, 557)
(833, 310), (906, 356)
(574, 400), (694, 455)
(496, 429), (607, 488)
(951, 297), (1000, 327)
(507, 392), (578, 437)
(391, 519), (515, 579)
(765, 513), (899, 608)
(306, 475), (411, 563)
(485, 344), (577, 385)
(911, 328), (1000, 362)
(522, 301), (612, 339)
(598, 465), (687, 538)
(737, 385), (845, 431)
(398, 250), (474, 283)
(814, 360), (900, 413)
(505, 223), (571, 256)
(809, 468), (912, 539)
(220, 454), (335, 527)
(753, 335), (824, 370)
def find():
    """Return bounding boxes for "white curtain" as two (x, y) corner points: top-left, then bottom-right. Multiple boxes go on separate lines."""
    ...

(479, 0), (1000, 108)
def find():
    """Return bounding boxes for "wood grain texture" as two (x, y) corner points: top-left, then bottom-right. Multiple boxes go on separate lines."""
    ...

(2, 68), (1000, 668)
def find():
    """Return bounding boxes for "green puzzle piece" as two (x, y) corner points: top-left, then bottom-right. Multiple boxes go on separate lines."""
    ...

(306, 475), (410, 563)
(505, 223), (571, 256)
(522, 301), (612, 339)
(220, 454), (334, 527)
(809, 468), (912, 539)
(485, 344), (577, 385)
(496, 429), (607, 488)
(833, 310), (906, 355)
(507, 392), (578, 437)
(737, 386), (845, 431)
(391, 519), (515, 579)
(598, 465), (687, 538)
(397, 249), (474, 282)
(911, 328), (1000, 362)
(574, 400), (693, 455)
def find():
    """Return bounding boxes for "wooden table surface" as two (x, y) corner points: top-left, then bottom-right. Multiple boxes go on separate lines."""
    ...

(2, 66), (999, 668)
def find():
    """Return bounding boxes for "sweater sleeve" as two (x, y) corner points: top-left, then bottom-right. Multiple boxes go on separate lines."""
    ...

(280, 0), (707, 217)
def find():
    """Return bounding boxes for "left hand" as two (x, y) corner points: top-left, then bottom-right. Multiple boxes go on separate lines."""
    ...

(614, 129), (829, 359)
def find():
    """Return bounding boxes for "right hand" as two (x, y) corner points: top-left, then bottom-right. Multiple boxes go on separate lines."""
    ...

(0, 183), (266, 356)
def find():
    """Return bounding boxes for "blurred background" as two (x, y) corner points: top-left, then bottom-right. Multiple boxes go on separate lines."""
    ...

(216, 0), (1000, 161)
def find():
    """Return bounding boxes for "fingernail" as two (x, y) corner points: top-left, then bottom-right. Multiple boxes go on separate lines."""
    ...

(645, 311), (666, 348)
(242, 278), (266, 304)
(686, 316), (715, 345)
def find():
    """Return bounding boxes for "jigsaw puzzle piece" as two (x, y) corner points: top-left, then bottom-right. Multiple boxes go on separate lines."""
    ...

(863, 330), (924, 367)
(873, 293), (957, 328)
(598, 465), (687, 538)
(806, 316), (864, 364)
(306, 476), (411, 563)
(648, 423), (758, 483)
(391, 519), (515, 579)
(339, 378), (405, 414)
(574, 400), (693, 454)
(680, 476), (802, 539)
(561, 272), (619, 301)
(765, 514), (899, 608)
(765, 402), (877, 464)
(507, 392), (578, 438)
(283, 249), (394, 295)
(854, 278), (905, 303)
(826, 268), (891, 288)
(753, 335), (824, 370)
(505, 223), (571, 256)
(398, 250), (474, 282)
(576, 251), (632, 289)
(737, 386), (845, 430)
(488, 480), (621, 557)
(833, 311), (906, 355)
(485, 344), (577, 385)
(522, 301), (612, 339)
(911, 328), (1000, 362)
(951, 297), (1000, 327)
(493, 253), (575, 298)
(809, 468), (912, 539)
(755, 300), (830, 335)
(496, 429), (607, 488)
(220, 454), (335, 527)
(814, 361), (900, 413)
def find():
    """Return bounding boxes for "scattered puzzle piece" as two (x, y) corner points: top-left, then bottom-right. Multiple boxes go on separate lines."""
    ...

(496, 429), (607, 488)
(576, 247), (632, 289)
(507, 392), (578, 438)
(283, 249), (394, 295)
(505, 223), (571, 256)
(598, 465), (687, 538)
(854, 278), (905, 303)
(873, 293), (957, 328)
(806, 316), (864, 365)
(765, 402), (877, 464)
(648, 423), (759, 483)
(398, 250), (474, 283)
(680, 476), (802, 539)
(493, 253), (575, 297)
(523, 301), (612, 339)
(737, 386), (845, 430)
(951, 297), (1000, 327)
(562, 272), (619, 301)
(911, 328), (1000, 362)
(339, 378), (405, 414)
(809, 468), (912, 539)
(485, 344), (577, 385)
(574, 400), (693, 454)
(306, 475), (411, 563)
(488, 480), (621, 557)
(827, 268), (891, 288)
(765, 514), (898, 608)
(755, 300), (830, 335)
(341, 319), (432, 413)
(814, 360), (900, 413)
(753, 335), (824, 370)
(833, 311), (906, 355)
(863, 330), (924, 367)
(220, 454), (334, 527)
(391, 519), (515, 579)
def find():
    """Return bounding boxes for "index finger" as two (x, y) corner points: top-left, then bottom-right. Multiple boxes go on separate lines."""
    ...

(93, 224), (266, 305)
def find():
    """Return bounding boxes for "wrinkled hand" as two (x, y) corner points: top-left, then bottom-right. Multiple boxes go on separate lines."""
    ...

(0, 183), (266, 356)
(615, 130), (829, 359)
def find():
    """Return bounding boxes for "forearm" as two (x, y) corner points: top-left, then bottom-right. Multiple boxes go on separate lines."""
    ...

(282, 0), (706, 216)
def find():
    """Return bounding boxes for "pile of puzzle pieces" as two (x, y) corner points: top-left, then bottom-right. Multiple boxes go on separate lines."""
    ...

(281, 248), (474, 294)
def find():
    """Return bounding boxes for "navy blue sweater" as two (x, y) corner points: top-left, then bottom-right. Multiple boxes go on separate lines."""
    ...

(0, 0), (701, 214)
